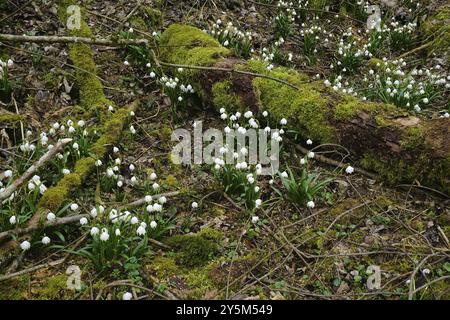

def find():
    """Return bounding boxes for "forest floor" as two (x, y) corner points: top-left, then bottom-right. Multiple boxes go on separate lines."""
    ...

(0, 0), (449, 300)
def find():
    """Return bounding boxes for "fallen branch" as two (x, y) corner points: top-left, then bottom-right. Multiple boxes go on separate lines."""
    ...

(118, 191), (181, 209)
(0, 214), (88, 243)
(0, 33), (150, 46)
(0, 138), (72, 202)
(0, 258), (65, 282)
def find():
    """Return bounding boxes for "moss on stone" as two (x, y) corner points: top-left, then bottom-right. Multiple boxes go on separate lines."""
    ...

(334, 95), (397, 121)
(164, 228), (222, 267)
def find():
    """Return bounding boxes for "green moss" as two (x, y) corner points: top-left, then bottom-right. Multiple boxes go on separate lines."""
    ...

(140, 6), (163, 29)
(0, 275), (29, 299)
(400, 126), (425, 150)
(334, 95), (397, 121)
(251, 70), (335, 141)
(0, 113), (24, 124)
(160, 24), (230, 79)
(147, 255), (179, 279)
(211, 80), (244, 111)
(58, 1), (113, 117)
(421, 6), (450, 51)
(34, 274), (82, 300)
(164, 229), (222, 267)
(163, 174), (179, 188)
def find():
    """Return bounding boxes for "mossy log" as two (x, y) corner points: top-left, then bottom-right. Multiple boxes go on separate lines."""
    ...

(58, 1), (114, 118)
(159, 24), (449, 194)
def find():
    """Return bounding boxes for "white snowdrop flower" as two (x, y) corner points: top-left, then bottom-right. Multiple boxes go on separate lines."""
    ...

(247, 176), (255, 184)
(251, 216), (259, 224)
(100, 230), (109, 241)
(128, 27), (134, 33)
(106, 168), (114, 177)
(80, 217), (88, 225)
(223, 40), (229, 46)
(7, 59), (13, 67)
(324, 79), (331, 87)
(306, 139), (313, 145)
(130, 125), (136, 134)
(191, 201), (198, 209)
(443, 112), (449, 118)
(113, 166), (119, 172)
(219, 108), (226, 114)
(62, 168), (70, 175)
(255, 199), (262, 208)
(113, 146), (119, 153)
(307, 152), (315, 159)
(42, 236), (51, 245)
(136, 226), (146, 236)
(254, 186), (260, 193)
(90, 227), (99, 236)
(220, 113), (227, 120)
(52, 122), (60, 130)
(95, 160), (103, 167)
(345, 166), (354, 174)
(90, 208), (98, 218)
(214, 164), (221, 170)
(115, 229), (121, 236)
(269, 179), (274, 185)
(224, 126), (231, 134)
(280, 118), (287, 125)
(9, 215), (16, 225)
(39, 183), (47, 195)
(150, 172), (157, 180)
(422, 268), (431, 275)
(152, 182), (160, 191)
(150, 71), (156, 78)
(150, 220), (158, 229)
(244, 111), (253, 118)
(123, 292), (132, 300)
(144, 195), (153, 203)
(4, 169), (13, 178)
(70, 203), (79, 211)
(178, 96), (183, 102)
(307, 201), (315, 209)
(153, 203), (162, 212)
(47, 212), (56, 221)
(115, 158), (121, 165)
(130, 216), (139, 225)
(130, 176), (137, 185)
(128, 164), (136, 172)
(159, 196), (167, 204)
(72, 142), (79, 150)
(152, 31), (158, 37)
(98, 205), (105, 214)
(422, 98), (429, 104)
(124, 60), (129, 66)
(20, 241), (31, 251)
(281, 171), (288, 178)
(130, 111), (135, 117)
(146, 204), (154, 212)
(77, 120), (85, 127)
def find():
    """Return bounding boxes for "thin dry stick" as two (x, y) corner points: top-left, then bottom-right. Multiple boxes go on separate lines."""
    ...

(0, 258), (65, 282)
(294, 143), (377, 180)
(0, 214), (89, 242)
(157, 61), (302, 90)
(0, 33), (150, 46)
(0, 138), (72, 202)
